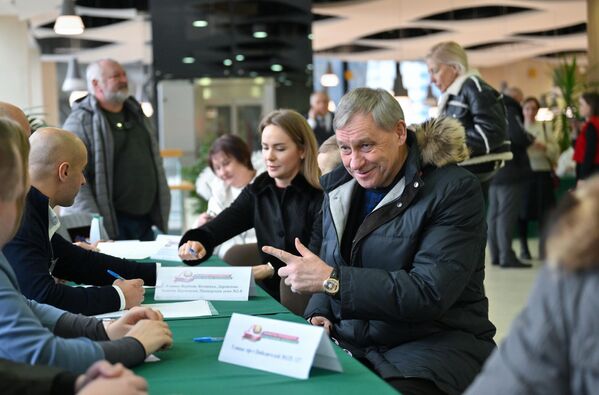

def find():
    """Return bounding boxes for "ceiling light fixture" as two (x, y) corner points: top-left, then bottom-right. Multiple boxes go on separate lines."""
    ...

(182, 56), (195, 64)
(320, 62), (339, 87)
(223, 59), (233, 66)
(62, 57), (86, 92)
(253, 24), (268, 39)
(136, 63), (154, 118)
(424, 84), (437, 106)
(54, 0), (84, 35)
(192, 20), (208, 28)
(270, 64), (283, 72)
(393, 62), (408, 99)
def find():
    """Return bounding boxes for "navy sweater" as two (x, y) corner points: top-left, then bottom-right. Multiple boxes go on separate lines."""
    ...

(2, 187), (156, 315)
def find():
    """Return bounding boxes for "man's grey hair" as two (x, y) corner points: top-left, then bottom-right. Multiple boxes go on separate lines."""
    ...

(333, 88), (405, 131)
(86, 58), (118, 93)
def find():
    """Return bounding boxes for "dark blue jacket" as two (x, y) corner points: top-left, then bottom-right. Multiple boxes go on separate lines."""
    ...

(2, 187), (156, 315)
(305, 129), (496, 395)
(492, 95), (534, 184)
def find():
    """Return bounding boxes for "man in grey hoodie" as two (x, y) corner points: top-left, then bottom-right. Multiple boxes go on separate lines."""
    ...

(62, 59), (170, 241)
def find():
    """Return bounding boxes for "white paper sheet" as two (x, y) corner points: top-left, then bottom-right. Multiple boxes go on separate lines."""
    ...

(149, 235), (183, 262)
(94, 299), (213, 320)
(97, 240), (166, 260)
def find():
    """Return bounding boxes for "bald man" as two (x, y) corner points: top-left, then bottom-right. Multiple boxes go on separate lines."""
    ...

(62, 59), (170, 241)
(0, 101), (31, 137)
(2, 128), (158, 315)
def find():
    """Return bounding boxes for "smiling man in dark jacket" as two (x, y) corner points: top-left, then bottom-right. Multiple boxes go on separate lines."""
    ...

(263, 88), (496, 395)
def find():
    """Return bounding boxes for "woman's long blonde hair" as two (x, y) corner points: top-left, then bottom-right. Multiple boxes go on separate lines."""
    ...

(259, 109), (321, 190)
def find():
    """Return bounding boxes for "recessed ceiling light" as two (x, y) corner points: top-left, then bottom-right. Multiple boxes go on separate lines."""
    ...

(235, 54), (245, 62)
(223, 59), (233, 66)
(253, 31), (268, 39)
(192, 20), (208, 28)
(271, 64), (283, 72)
(182, 56), (195, 64)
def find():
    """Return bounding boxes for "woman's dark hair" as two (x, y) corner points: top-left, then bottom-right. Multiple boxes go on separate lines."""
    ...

(581, 92), (599, 117)
(522, 96), (540, 110)
(208, 134), (253, 172)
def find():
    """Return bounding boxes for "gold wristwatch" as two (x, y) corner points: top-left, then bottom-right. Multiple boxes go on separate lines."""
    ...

(323, 268), (339, 296)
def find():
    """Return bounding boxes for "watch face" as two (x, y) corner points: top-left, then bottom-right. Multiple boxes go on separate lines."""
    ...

(324, 278), (339, 294)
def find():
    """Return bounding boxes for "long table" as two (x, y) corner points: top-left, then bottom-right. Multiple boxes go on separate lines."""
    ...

(134, 257), (398, 394)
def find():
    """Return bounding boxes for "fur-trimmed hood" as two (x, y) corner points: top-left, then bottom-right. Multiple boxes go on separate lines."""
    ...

(413, 116), (469, 168)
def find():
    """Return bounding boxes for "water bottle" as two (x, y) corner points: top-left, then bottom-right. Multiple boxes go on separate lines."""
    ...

(89, 215), (102, 244)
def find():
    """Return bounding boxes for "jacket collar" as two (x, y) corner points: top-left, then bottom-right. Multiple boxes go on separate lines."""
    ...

(27, 186), (51, 217)
(251, 171), (314, 194)
(438, 70), (480, 111)
(72, 94), (143, 117)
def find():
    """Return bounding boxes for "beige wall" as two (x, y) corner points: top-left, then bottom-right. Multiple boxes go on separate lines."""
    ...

(0, 16), (42, 109)
(479, 59), (555, 100)
(0, 15), (59, 126)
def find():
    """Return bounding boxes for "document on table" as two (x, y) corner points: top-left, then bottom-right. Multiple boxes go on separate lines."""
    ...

(94, 300), (213, 320)
(149, 234), (183, 262)
(97, 240), (166, 260)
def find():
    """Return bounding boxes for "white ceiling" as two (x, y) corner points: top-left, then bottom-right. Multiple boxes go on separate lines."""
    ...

(0, 0), (589, 67)
(313, 0), (588, 66)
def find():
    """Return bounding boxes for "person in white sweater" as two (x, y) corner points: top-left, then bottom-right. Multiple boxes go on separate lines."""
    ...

(518, 96), (560, 259)
(192, 135), (261, 259)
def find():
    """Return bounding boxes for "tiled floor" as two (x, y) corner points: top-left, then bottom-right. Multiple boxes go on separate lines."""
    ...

(484, 239), (542, 342)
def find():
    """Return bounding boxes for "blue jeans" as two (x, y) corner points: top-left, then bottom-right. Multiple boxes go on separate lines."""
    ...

(116, 212), (155, 241)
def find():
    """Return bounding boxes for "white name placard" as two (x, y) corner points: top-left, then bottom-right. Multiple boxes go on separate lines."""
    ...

(218, 313), (343, 379)
(154, 266), (255, 301)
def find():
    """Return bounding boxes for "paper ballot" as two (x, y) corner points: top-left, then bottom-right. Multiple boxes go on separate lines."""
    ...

(97, 240), (165, 260)
(218, 313), (343, 379)
(94, 300), (213, 320)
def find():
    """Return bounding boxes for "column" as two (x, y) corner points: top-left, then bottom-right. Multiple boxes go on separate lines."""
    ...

(588, 0), (599, 85)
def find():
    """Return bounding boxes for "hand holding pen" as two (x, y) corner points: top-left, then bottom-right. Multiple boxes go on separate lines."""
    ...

(107, 270), (145, 309)
(178, 240), (207, 261)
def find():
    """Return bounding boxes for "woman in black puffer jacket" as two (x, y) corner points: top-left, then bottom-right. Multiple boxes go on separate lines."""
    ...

(426, 41), (512, 195)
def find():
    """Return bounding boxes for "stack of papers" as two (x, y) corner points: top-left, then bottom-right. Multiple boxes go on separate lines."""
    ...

(97, 235), (182, 261)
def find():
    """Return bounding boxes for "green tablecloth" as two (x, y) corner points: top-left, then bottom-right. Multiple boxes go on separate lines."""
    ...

(134, 313), (397, 395)
(133, 257), (397, 394)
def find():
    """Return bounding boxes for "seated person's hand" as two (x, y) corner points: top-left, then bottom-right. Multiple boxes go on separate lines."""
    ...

(125, 319), (173, 354)
(309, 316), (333, 335)
(74, 241), (100, 252)
(263, 238), (333, 294)
(105, 307), (164, 340)
(114, 279), (145, 309)
(252, 263), (275, 281)
(178, 240), (206, 260)
(193, 212), (214, 228)
(76, 361), (148, 395)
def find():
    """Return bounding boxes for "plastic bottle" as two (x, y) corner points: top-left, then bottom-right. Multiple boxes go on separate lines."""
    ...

(89, 215), (102, 244)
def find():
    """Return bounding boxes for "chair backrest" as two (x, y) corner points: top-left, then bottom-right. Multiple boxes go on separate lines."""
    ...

(56, 212), (107, 242)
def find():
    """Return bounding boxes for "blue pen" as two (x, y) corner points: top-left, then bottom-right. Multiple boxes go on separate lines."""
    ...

(107, 269), (126, 280)
(193, 336), (224, 343)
